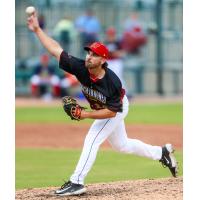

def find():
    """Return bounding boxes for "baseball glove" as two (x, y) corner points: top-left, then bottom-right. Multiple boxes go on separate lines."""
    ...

(62, 96), (85, 121)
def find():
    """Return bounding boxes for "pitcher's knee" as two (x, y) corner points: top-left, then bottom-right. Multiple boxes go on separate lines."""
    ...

(115, 143), (131, 154)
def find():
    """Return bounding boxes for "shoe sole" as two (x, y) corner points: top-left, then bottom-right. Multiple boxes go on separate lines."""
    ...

(165, 144), (178, 177)
(56, 187), (86, 196)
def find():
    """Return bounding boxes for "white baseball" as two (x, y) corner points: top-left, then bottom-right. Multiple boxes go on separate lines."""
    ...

(25, 6), (35, 16)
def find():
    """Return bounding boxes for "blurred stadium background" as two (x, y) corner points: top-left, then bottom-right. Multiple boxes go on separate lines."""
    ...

(15, 0), (182, 98)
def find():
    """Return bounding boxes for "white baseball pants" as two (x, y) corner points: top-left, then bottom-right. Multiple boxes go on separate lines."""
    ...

(70, 96), (162, 185)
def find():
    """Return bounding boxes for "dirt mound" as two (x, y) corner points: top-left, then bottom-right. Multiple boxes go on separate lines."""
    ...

(16, 177), (182, 200)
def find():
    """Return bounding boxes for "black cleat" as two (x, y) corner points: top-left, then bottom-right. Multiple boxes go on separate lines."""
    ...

(55, 180), (86, 196)
(159, 144), (178, 177)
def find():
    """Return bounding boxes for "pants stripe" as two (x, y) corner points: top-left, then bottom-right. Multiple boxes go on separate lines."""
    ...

(77, 119), (110, 183)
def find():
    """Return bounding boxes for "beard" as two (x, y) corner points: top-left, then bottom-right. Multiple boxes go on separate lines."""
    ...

(85, 60), (99, 69)
(85, 61), (92, 68)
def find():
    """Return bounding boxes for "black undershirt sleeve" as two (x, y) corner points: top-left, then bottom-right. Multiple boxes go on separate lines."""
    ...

(59, 51), (85, 76)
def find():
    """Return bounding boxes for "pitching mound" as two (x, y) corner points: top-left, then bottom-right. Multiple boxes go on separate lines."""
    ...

(16, 177), (182, 200)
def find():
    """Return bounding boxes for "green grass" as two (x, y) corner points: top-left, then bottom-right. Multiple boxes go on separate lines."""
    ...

(16, 103), (182, 189)
(16, 149), (183, 189)
(16, 103), (182, 124)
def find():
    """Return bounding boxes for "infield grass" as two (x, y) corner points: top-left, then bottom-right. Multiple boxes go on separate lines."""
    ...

(16, 103), (182, 124)
(16, 149), (183, 189)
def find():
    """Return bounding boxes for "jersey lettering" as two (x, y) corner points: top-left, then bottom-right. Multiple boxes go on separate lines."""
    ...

(81, 85), (106, 104)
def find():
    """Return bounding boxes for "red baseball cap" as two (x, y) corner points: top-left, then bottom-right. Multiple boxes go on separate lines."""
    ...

(84, 42), (109, 59)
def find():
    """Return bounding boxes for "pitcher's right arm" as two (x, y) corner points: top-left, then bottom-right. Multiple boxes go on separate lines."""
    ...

(27, 12), (63, 61)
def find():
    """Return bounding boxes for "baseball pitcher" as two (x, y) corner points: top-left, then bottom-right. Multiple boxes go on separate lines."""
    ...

(27, 10), (178, 196)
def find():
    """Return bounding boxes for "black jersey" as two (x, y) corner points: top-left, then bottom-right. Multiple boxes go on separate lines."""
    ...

(59, 51), (125, 112)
